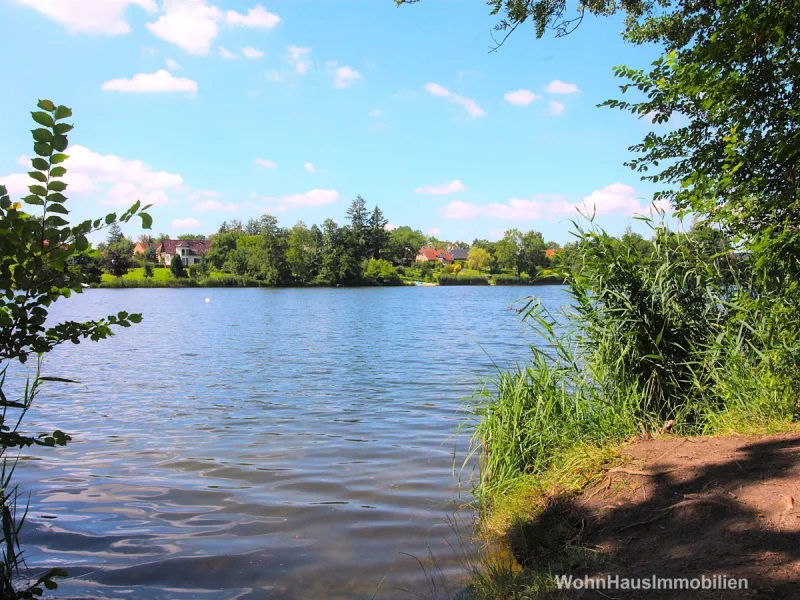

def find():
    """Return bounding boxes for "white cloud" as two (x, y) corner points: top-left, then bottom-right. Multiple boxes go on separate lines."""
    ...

(546, 80), (580, 94)
(328, 63), (362, 89)
(187, 189), (220, 202)
(14, 0), (157, 35)
(101, 70), (198, 93)
(265, 71), (284, 82)
(442, 184), (649, 221)
(262, 189), (339, 210)
(225, 5), (279, 28)
(424, 82), (485, 118)
(428, 227), (442, 235)
(548, 100), (565, 116)
(147, 0), (221, 55)
(2, 144), (187, 208)
(218, 46), (237, 59)
(287, 45), (311, 74)
(166, 58), (181, 70)
(141, 45), (157, 56)
(304, 162), (316, 173)
(504, 89), (541, 107)
(173, 217), (202, 229)
(384, 222), (398, 231)
(242, 46), (264, 59)
(255, 158), (277, 168)
(369, 109), (382, 117)
(414, 180), (467, 195)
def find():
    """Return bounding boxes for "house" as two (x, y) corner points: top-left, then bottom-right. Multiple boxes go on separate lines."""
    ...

(449, 247), (470, 262)
(133, 241), (158, 256)
(156, 239), (210, 267)
(416, 248), (454, 265)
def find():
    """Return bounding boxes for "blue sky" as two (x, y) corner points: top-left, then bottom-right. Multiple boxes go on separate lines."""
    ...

(0, 0), (680, 244)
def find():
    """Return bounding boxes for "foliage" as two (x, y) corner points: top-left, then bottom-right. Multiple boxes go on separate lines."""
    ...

(170, 254), (185, 278)
(103, 243), (134, 277)
(467, 247), (492, 272)
(437, 274), (489, 286)
(0, 100), (150, 597)
(363, 259), (402, 286)
(143, 261), (154, 278)
(386, 226), (427, 266)
(177, 233), (205, 241)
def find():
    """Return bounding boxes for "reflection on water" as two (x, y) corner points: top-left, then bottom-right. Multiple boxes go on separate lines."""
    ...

(10, 286), (567, 599)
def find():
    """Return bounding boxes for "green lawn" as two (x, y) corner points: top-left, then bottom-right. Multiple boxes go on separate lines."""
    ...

(101, 267), (173, 283)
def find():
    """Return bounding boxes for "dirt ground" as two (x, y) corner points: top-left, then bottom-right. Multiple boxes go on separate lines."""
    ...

(525, 433), (800, 599)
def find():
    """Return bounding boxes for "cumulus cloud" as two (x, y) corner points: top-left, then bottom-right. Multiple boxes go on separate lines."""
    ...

(14, 0), (156, 35)
(173, 217), (202, 229)
(218, 46), (237, 59)
(428, 227), (442, 235)
(147, 0), (221, 55)
(504, 89), (541, 106)
(101, 70), (198, 93)
(2, 144), (188, 208)
(414, 180), (467, 195)
(546, 79), (580, 94)
(441, 183), (650, 221)
(255, 158), (277, 168)
(384, 222), (398, 231)
(262, 189), (339, 211)
(242, 46), (264, 59)
(287, 45), (311, 74)
(224, 5), (279, 28)
(166, 58), (181, 70)
(327, 62), (362, 88)
(548, 100), (565, 116)
(425, 83), (485, 118)
(304, 162), (316, 173)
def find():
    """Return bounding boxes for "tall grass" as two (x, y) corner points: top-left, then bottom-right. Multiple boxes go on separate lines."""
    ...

(470, 215), (800, 504)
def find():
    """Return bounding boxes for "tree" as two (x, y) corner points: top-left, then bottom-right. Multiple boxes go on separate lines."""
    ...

(177, 233), (205, 241)
(137, 233), (154, 245)
(386, 226), (427, 265)
(143, 261), (154, 278)
(364, 259), (402, 285)
(346, 195), (369, 259)
(106, 222), (125, 245)
(156, 232), (170, 242)
(103, 243), (134, 277)
(0, 100), (150, 595)
(286, 221), (314, 284)
(519, 230), (546, 275)
(366, 205), (390, 260)
(494, 229), (522, 273)
(467, 247), (492, 272)
(244, 218), (262, 235)
(170, 254), (186, 278)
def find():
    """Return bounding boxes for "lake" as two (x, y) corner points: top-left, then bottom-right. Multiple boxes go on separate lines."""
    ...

(11, 286), (568, 599)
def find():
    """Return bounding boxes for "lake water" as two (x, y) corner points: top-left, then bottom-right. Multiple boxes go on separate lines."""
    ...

(11, 286), (568, 599)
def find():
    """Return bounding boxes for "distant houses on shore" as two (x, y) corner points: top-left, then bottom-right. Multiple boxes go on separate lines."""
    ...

(415, 246), (470, 265)
(133, 239), (211, 267)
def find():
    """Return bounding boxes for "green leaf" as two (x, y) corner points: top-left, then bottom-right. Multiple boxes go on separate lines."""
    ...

(39, 376), (81, 384)
(37, 99), (56, 112)
(31, 157), (48, 170)
(140, 212), (153, 229)
(27, 171), (47, 182)
(31, 111), (55, 127)
(50, 166), (67, 177)
(54, 105), (73, 120)
(54, 123), (73, 135)
(43, 580), (58, 591)
(75, 235), (89, 251)
(46, 192), (67, 203)
(52, 135), (68, 152)
(28, 184), (47, 196)
(33, 142), (52, 157)
(105, 213), (117, 225)
(23, 195), (44, 205)
(32, 128), (53, 142)
(46, 203), (69, 215)
(129, 314), (143, 324)
(47, 180), (67, 192)
(50, 153), (69, 164)
(44, 215), (69, 226)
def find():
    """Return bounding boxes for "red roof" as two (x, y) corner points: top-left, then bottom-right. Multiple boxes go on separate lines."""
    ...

(418, 248), (453, 261)
(157, 239), (210, 256)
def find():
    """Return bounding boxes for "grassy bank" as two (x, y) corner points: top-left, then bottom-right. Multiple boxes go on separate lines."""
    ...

(455, 220), (800, 599)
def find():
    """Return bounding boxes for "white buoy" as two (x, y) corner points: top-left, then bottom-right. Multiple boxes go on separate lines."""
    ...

(205, 297), (211, 303)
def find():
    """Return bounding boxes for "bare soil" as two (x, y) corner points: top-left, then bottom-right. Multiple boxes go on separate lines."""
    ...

(522, 433), (800, 599)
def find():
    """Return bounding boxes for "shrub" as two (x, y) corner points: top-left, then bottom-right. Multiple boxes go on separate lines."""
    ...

(170, 255), (185, 278)
(143, 262), (154, 278)
(364, 259), (402, 285)
(188, 264), (198, 279)
(438, 274), (489, 285)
